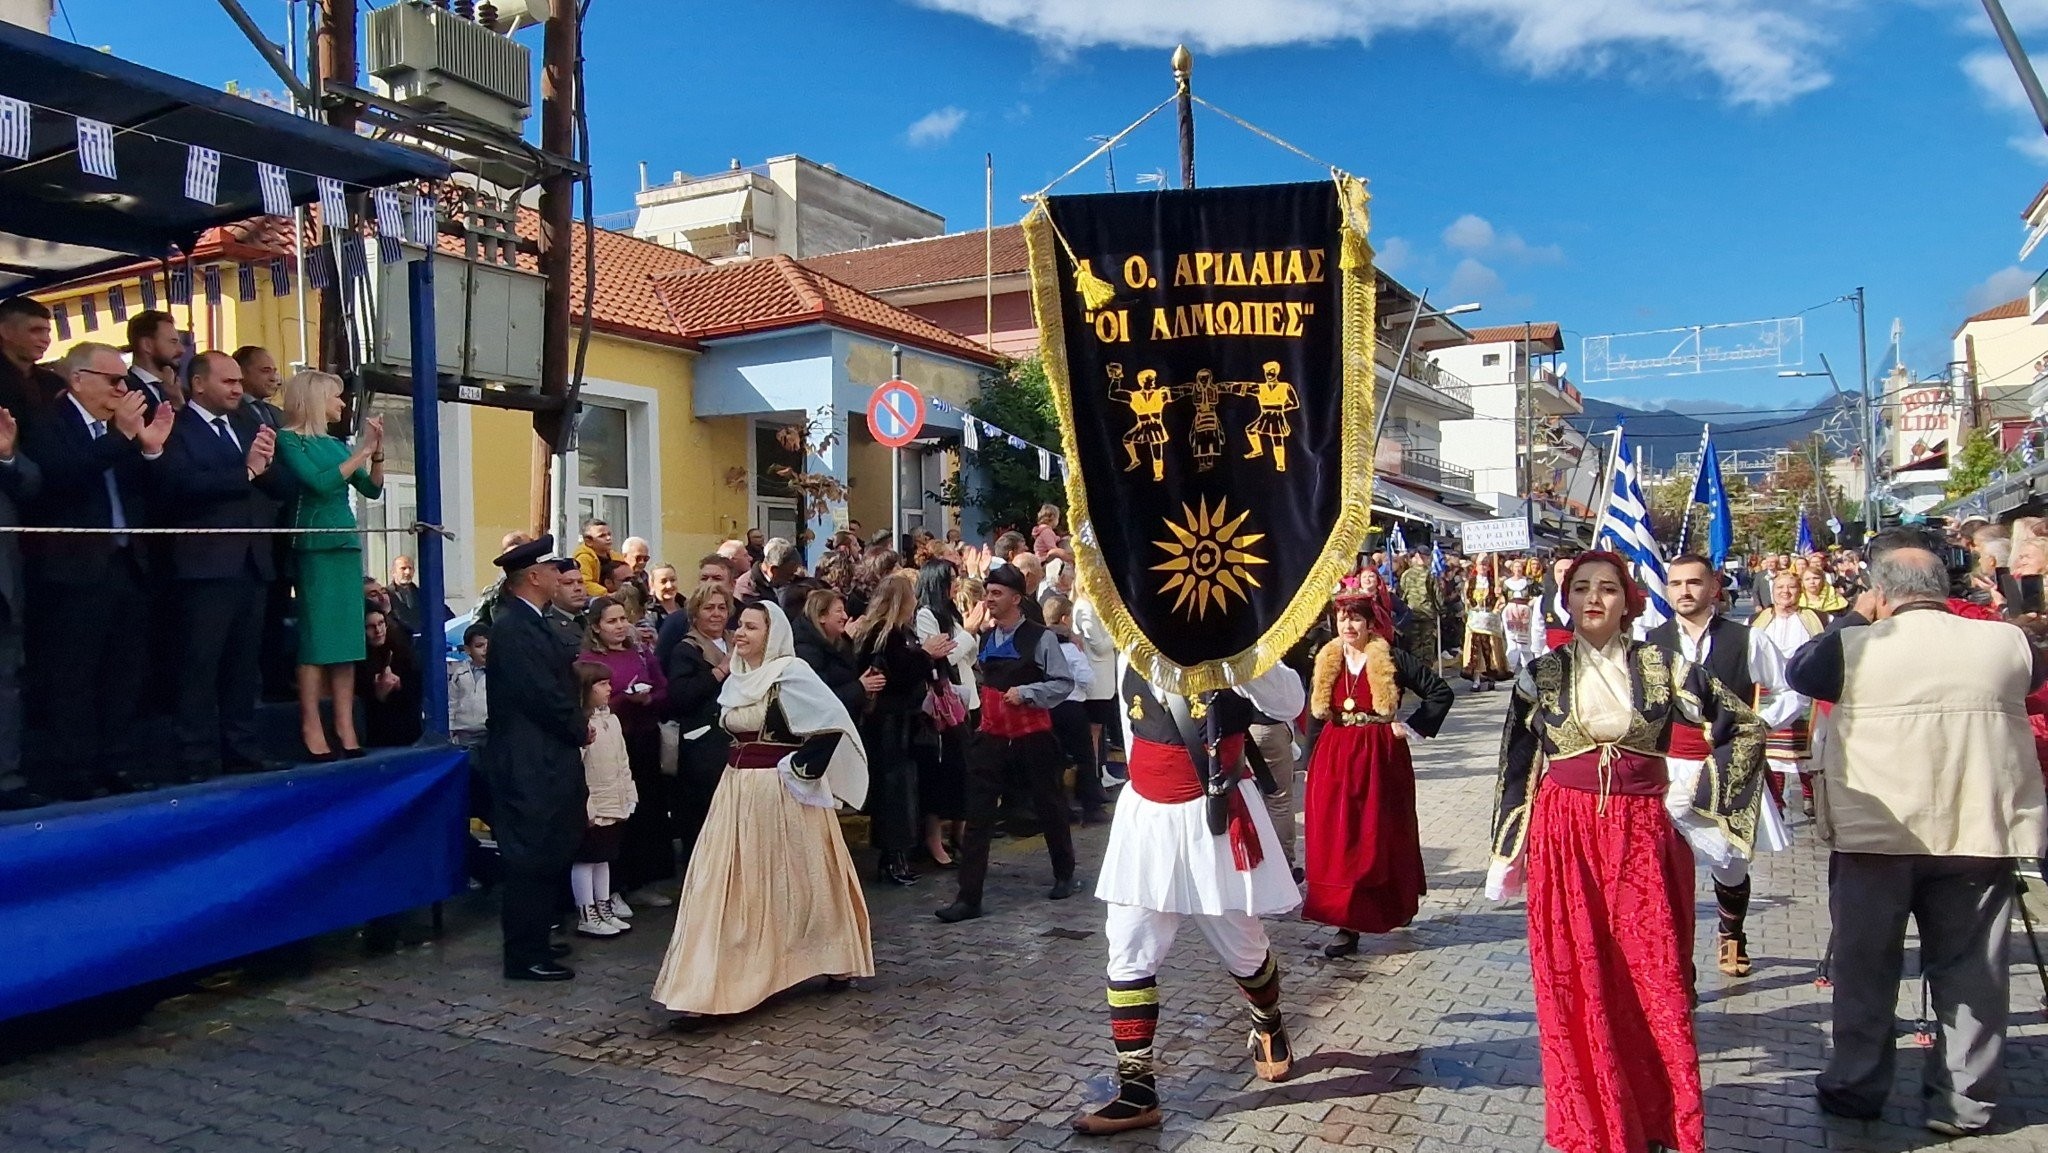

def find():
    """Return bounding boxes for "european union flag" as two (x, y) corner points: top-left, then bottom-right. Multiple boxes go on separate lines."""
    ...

(1691, 426), (1733, 568)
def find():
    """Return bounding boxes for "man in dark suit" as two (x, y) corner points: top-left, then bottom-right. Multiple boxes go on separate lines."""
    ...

(1645, 553), (1801, 979)
(233, 344), (296, 701)
(22, 341), (173, 798)
(486, 536), (590, 982)
(123, 310), (183, 417)
(154, 351), (293, 781)
(0, 328), (42, 810)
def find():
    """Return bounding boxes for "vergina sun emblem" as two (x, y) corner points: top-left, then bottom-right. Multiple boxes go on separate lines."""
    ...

(1151, 495), (1269, 620)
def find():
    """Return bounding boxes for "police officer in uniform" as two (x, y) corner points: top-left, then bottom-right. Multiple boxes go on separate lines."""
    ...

(486, 536), (591, 981)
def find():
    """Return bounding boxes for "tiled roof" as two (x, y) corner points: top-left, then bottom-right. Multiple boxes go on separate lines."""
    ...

(801, 225), (1029, 295)
(653, 255), (1002, 365)
(1962, 296), (2028, 326)
(1461, 322), (1563, 351)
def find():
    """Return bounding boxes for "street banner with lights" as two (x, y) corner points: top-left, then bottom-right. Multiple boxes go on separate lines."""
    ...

(1023, 177), (1377, 693)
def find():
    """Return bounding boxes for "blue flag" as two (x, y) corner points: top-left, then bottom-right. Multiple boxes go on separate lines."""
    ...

(1796, 510), (1816, 555)
(1430, 538), (1445, 577)
(1690, 427), (1733, 568)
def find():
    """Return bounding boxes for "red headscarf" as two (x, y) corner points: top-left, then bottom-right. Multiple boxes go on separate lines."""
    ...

(1333, 588), (1396, 644)
(1560, 550), (1647, 627)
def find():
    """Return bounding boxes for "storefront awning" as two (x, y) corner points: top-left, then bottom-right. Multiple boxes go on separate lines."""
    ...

(0, 22), (450, 292)
(1377, 482), (1478, 533)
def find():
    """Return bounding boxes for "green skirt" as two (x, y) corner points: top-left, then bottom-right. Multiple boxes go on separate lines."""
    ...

(297, 548), (368, 666)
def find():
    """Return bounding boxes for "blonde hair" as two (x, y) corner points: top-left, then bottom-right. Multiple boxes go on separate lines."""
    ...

(279, 369), (343, 435)
(853, 574), (918, 648)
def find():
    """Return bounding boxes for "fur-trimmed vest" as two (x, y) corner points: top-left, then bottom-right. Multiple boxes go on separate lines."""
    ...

(1311, 637), (1399, 719)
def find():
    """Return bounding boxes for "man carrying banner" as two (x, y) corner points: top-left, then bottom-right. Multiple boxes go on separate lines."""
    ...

(1073, 663), (1302, 1135)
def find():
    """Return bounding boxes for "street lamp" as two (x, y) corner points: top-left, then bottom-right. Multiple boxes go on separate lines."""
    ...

(1372, 293), (1482, 452)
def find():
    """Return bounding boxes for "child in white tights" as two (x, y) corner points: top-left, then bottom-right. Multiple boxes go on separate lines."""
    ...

(572, 662), (637, 937)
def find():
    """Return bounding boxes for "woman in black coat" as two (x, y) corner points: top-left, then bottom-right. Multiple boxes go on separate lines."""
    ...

(849, 578), (950, 887)
(661, 583), (734, 875)
(793, 588), (878, 718)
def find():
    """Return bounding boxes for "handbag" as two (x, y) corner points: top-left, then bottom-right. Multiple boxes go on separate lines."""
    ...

(923, 677), (968, 730)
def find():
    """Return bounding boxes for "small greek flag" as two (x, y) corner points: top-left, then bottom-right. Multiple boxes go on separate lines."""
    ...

(379, 235), (403, 265)
(0, 97), (31, 161)
(962, 416), (979, 451)
(75, 117), (115, 178)
(1037, 448), (1052, 481)
(306, 249), (330, 289)
(183, 145), (220, 204)
(81, 294), (98, 331)
(269, 257), (290, 297)
(1389, 523), (1408, 556)
(1007, 434), (1026, 450)
(51, 303), (68, 340)
(138, 274), (156, 309)
(1591, 424), (1672, 629)
(257, 162), (292, 217)
(410, 191), (438, 245)
(373, 187), (403, 238)
(238, 263), (258, 302)
(316, 176), (347, 235)
(341, 234), (369, 284)
(108, 284), (127, 322)
(203, 264), (221, 304)
(168, 262), (191, 305)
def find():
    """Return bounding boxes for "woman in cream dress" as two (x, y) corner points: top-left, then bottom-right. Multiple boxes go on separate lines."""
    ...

(652, 601), (874, 1017)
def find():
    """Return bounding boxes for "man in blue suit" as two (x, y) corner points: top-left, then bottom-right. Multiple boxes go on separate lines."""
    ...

(154, 351), (293, 781)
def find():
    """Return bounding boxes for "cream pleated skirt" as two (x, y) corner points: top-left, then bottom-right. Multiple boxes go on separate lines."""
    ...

(651, 765), (875, 1015)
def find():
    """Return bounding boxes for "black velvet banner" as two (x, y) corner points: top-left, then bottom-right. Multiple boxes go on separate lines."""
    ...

(1025, 179), (1377, 692)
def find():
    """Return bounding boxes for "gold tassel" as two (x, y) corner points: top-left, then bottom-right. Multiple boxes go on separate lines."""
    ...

(1336, 173), (1374, 274)
(1073, 261), (1117, 311)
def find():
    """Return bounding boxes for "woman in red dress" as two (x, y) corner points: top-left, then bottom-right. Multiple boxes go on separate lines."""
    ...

(1302, 578), (1454, 958)
(1488, 552), (1766, 1153)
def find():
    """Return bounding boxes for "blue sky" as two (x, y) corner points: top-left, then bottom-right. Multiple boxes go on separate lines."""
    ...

(59, 0), (2048, 412)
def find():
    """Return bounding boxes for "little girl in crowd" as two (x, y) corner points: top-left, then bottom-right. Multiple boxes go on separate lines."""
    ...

(573, 661), (637, 938)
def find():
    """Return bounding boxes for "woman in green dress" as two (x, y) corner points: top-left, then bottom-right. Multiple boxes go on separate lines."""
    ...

(277, 370), (386, 760)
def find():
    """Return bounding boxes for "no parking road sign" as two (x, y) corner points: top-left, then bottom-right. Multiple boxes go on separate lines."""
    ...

(866, 379), (926, 448)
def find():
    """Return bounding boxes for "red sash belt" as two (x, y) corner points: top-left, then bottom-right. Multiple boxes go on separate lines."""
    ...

(726, 732), (799, 770)
(1546, 748), (1669, 797)
(977, 685), (1054, 737)
(1666, 723), (1712, 761)
(1126, 735), (1263, 871)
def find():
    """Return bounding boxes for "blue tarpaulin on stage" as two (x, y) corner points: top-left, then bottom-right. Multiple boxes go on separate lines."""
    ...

(0, 748), (468, 1021)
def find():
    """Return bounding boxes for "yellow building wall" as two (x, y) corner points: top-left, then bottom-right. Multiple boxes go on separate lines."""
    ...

(1956, 312), (2048, 422)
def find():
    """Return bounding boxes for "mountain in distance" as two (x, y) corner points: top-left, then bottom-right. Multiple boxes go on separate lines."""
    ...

(1569, 392), (1845, 470)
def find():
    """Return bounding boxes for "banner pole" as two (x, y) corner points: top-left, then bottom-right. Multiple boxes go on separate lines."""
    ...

(1173, 45), (1195, 189)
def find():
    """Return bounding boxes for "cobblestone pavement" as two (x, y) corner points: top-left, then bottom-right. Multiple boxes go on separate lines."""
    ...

(9, 690), (2048, 1152)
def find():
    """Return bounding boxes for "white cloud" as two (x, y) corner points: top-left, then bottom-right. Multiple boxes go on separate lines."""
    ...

(1442, 214), (1494, 253)
(1441, 213), (1563, 263)
(1962, 49), (2048, 162)
(1444, 257), (1504, 302)
(906, 106), (968, 147)
(908, 0), (1835, 106)
(1964, 265), (2036, 313)
(1376, 235), (1415, 273)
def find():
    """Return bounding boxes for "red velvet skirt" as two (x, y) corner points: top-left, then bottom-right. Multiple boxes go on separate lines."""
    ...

(1302, 720), (1423, 933)
(1526, 777), (1703, 1153)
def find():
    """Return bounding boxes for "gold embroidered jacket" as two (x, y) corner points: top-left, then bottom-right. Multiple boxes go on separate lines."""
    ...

(1490, 640), (1767, 862)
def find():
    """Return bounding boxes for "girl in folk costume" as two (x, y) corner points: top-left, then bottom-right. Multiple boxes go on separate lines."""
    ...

(1502, 558), (1544, 675)
(652, 601), (874, 1019)
(1302, 577), (1454, 958)
(1461, 553), (1510, 690)
(1487, 552), (1767, 1153)
(1750, 569), (1826, 813)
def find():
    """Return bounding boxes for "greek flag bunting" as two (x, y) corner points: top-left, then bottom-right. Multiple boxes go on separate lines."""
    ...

(1037, 447), (1052, 481)
(1006, 434), (1026, 451)
(373, 187), (403, 238)
(183, 145), (220, 204)
(257, 162), (292, 217)
(238, 262), (258, 302)
(108, 284), (126, 323)
(203, 264), (221, 304)
(50, 303), (67, 340)
(410, 192), (437, 245)
(270, 257), (291, 297)
(138, 274), (156, 309)
(962, 416), (979, 451)
(80, 294), (97, 331)
(1592, 425), (1672, 629)
(305, 249), (330, 290)
(168, 262), (191, 305)
(341, 234), (370, 284)
(316, 177), (347, 235)
(75, 117), (115, 178)
(0, 97), (30, 161)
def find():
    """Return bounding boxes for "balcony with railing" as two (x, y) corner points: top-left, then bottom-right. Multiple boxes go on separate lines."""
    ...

(1402, 450), (1473, 492)
(1377, 348), (1474, 417)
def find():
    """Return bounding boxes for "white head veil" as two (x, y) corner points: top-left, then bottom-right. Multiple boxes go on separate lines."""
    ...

(719, 600), (869, 808)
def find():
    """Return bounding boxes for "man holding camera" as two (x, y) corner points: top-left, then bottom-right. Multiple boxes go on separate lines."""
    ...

(1787, 532), (2047, 1136)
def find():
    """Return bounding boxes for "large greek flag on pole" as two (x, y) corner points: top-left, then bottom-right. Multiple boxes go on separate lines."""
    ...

(1592, 424), (1671, 629)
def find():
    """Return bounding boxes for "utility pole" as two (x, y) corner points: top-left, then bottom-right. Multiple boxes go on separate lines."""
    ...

(313, 0), (356, 375)
(1522, 321), (1536, 545)
(531, 0), (578, 536)
(1853, 286), (1876, 534)
(1984, 0), (2048, 137)
(1173, 45), (1194, 190)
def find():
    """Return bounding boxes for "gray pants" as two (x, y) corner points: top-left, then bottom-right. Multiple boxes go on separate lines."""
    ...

(1822, 852), (2013, 1129)
(1247, 721), (1298, 868)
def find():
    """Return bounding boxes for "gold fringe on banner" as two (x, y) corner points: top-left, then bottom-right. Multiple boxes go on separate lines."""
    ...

(1022, 173), (1380, 696)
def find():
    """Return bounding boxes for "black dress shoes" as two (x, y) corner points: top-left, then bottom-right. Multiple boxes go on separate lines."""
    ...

(504, 961), (574, 982)
(1049, 876), (1080, 900)
(934, 900), (983, 923)
(876, 852), (920, 887)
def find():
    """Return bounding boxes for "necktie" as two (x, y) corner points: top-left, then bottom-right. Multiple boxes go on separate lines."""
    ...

(213, 416), (235, 450)
(89, 419), (128, 543)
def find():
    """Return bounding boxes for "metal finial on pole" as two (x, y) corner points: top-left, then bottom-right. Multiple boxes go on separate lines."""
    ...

(1173, 44), (1194, 190)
